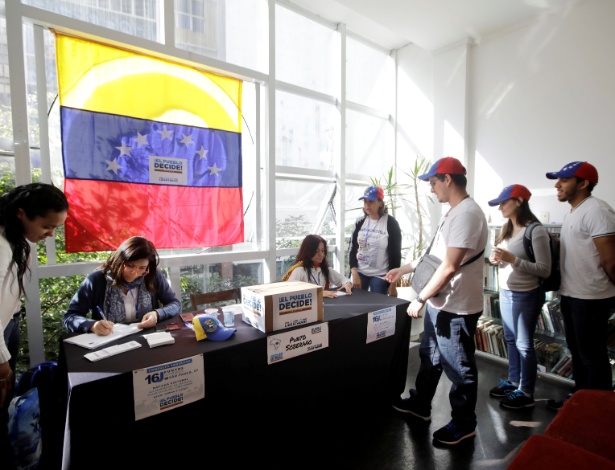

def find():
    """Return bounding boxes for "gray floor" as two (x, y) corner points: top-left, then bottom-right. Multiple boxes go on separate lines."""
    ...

(323, 341), (571, 470)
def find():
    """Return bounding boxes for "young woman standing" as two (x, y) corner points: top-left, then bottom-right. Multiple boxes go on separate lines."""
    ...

(0, 182), (69, 464)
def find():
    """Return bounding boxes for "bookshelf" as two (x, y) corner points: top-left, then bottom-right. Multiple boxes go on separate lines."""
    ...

(477, 224), (573, 386)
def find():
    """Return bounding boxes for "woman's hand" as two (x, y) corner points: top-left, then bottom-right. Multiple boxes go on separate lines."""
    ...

(138, 311), (158, 329)
(351, 269), (361, 288)
(343, 282), (352, 295)
(491, 247), (515, 265)
(0, 362), (14, 409)
(91, 320), (114, 336)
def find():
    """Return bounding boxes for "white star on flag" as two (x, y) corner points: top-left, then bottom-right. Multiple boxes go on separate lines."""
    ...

(196, 146), (208, 160)
(115, 141), (131, 157)
(105, 158), (122, 175)
(208, 162), (221, 176)
(135, 132), (148, 147)
(157, 126), (173, 141)
(180, 133), (194, 146)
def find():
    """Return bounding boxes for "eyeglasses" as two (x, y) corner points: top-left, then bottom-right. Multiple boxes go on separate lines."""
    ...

(124, 263), (149, 274)
(429, 176), (445, 188)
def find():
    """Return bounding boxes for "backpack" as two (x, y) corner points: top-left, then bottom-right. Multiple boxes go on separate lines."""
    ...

(13, 361), (62, 469)
(523, 222), (561, 292)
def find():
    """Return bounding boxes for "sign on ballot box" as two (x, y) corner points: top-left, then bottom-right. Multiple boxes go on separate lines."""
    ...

(241, 281), (324, 333)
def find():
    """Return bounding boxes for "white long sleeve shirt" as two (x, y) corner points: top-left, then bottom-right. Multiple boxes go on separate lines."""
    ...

(0, 232), (22, 363)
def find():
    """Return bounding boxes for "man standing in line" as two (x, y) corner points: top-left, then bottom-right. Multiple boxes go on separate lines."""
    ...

(386, 156), (488, 446)
(545, 161), (615, 409)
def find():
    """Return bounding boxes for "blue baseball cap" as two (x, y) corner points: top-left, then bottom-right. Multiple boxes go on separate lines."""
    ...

(359, 186), (384, 201)
(418, 157), (467, 181)
(193, 314), (236, 341)
(546, 161), (598, 184)
(488, 184), (532, 207)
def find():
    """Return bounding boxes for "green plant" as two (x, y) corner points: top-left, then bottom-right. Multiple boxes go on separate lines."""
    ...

(369, 156), (433, 286)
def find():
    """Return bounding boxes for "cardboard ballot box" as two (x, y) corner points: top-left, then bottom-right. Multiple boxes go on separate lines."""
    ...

(241, 281), (324, 333)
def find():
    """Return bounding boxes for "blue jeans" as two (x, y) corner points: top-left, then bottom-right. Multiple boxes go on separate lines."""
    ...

(499, 288), (543, 395)
(357, 272), (389, 295)
(560, 295), (613, 391)
(415, 304), (480, 428)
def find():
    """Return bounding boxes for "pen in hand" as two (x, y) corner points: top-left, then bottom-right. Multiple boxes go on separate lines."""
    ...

(96, 306), (107, 321)
(95, 306), (114, 336)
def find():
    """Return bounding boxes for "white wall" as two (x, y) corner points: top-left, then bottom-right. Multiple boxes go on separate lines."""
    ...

(471, 0), (615, 225)
(397, 0), (615, 229)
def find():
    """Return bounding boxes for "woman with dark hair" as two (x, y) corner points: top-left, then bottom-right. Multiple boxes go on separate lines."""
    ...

(63, 235), (181, 335)
(487, 184), (551, 409)
(349, 186), (402, 295)
(282, 234), (352, 298)
(0, 182), (68, 461)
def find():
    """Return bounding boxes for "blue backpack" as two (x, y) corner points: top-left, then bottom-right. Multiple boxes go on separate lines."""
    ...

(523, 222), (561, 292)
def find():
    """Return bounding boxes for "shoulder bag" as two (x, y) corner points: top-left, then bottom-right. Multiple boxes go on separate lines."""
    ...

(411, 226), (484, 295)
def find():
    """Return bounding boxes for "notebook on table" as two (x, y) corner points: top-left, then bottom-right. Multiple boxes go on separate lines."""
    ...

(63, 323), (142, 350)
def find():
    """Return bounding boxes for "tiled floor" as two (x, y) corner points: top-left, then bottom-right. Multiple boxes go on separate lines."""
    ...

(276, 341), (572, 470)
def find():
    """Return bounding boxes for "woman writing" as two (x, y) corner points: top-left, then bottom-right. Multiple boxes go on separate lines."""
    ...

(487, 184), (551, 409)
(349, 186), (402, 295)
(0, 182), (69, 461)
(63, 236), (181, 335)
(282, 234), (352, 298)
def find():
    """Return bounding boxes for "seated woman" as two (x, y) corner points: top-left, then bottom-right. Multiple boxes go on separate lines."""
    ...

(63, 236), (181, 335)
(282, 234), (352, 298)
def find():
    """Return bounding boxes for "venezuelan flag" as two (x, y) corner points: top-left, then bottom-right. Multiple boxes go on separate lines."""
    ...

(56, 34), (243, 252)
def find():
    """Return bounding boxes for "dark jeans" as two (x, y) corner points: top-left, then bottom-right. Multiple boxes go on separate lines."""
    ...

(560, 295), (613, 391)
(358, 272), (389, 295)
(415, 305), (480, 428)
(1, 313), (21, 468)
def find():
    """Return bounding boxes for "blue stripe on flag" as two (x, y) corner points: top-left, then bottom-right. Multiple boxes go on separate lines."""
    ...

(61, 107), (242, 188)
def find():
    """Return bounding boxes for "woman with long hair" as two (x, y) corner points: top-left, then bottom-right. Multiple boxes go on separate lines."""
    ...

(63, 235), (181, 335)
(487, 184), (551, 409)
(282, 234), (352, 298)
(0, 182), (69, 462)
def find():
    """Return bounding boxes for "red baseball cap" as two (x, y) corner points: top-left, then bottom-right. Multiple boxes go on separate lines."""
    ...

(359, 186), (384, 201)
(545, 161), (598, 185)
(488, 184), (532, 207)
(418, 157), (467, 181)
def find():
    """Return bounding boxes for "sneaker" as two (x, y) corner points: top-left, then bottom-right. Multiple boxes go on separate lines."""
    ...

(433, 421), (476, 445)
(392, 393), (431, 421)
(546, 392), (573, 411)
(500, 389), (535, 409)
(489, 379), (517, 398)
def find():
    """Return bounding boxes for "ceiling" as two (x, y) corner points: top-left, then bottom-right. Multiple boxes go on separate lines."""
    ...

(286, 0), (580, 51)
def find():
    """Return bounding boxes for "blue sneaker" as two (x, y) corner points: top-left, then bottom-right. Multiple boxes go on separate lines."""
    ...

(489, 378), (516, 398)
(500, 389), (535, 409)
(433, 421), (476, 445)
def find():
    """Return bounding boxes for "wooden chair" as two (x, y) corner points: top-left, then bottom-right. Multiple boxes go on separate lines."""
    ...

(190, 288), (241, 311)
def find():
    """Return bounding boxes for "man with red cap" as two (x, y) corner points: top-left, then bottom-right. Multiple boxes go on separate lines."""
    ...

(386, 156), (488, 446)
(544, 161), (615, 410)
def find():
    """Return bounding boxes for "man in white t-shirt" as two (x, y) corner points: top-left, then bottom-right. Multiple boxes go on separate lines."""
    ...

(545, 161), (615, 410)
(386, 157), (488, 446)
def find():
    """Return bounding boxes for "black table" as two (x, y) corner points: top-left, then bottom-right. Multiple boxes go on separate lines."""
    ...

(58, 289), (411, 469)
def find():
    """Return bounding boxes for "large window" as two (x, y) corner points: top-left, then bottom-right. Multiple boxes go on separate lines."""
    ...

(5, 0), (399, 366)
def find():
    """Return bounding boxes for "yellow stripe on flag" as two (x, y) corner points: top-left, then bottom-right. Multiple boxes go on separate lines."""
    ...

(56, 34), (241, 133)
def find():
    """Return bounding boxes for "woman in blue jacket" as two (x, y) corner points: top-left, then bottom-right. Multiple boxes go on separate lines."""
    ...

(64, 236), (181, 335)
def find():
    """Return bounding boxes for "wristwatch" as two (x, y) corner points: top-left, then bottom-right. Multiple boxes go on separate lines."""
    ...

(416, 296), (426, 304)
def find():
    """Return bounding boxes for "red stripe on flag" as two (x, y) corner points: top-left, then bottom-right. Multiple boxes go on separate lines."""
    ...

(64, 179), (243, 252)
